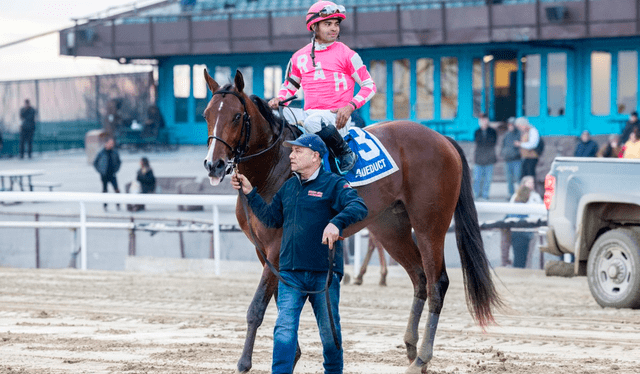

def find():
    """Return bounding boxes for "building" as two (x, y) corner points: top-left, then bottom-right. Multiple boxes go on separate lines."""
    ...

(60, 0), (640, 144)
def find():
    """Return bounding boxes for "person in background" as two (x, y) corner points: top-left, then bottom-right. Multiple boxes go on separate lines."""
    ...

(622, 127), (640, 159)
(19, 99), (37, 159)
(597, 134), (623, 158)
(574, 130), (599, 157)
(129, 157), (156, 212)
(620, 111), (639, 144)
(143, 105), (166, 142)
(500, 117), (521, 198)
(509, 176), (543, 268)
(93, 137), (122, 211)
(514, 117), (540, 180)
(473, 113), (497, 201)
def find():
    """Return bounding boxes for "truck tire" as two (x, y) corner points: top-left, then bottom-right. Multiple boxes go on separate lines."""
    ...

(587, 228), (640, 309)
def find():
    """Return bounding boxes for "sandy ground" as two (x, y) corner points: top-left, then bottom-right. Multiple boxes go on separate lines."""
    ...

(1, 265), (640, 374)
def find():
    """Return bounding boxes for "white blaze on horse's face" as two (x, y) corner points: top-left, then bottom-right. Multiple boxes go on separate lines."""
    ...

(205, 101), (226, 186)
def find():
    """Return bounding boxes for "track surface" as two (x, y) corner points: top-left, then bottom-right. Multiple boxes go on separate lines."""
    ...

(1, 266), (640, 373)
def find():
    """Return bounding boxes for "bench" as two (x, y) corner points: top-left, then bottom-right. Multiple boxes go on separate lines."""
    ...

(30, 181), (62, 191)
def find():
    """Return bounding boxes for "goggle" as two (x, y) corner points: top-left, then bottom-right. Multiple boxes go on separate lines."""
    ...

(310, 4), (345, 19)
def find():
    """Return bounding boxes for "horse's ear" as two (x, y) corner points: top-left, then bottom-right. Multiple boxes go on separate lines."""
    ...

(204, 68), (219, 93)
(234, 69), (244, 93)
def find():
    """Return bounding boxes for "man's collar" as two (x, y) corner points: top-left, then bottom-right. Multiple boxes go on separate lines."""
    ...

(313, 41), (335, 51)
(295, 165), (321, 182)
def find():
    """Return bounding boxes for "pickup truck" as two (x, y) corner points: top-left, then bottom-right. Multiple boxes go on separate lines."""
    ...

(542, 157), (640, 309)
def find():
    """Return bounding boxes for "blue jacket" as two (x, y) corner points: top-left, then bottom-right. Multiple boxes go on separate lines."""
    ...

(247, 167), (368, 275)
(574, 139), (599, 157)
(93, 148), (121, 177)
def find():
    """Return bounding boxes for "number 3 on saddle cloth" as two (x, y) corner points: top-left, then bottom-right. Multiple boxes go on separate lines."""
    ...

(323, 127), (399, 187)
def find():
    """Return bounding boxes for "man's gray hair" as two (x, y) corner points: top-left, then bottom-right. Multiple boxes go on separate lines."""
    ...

(514, 117), (530, 128)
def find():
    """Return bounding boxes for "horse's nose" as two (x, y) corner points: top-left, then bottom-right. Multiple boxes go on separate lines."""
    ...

(205, 159), (226, 175)
(204, 159), (212, 172)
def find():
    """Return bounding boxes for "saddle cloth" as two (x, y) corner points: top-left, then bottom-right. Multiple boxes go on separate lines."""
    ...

(328, 127), (399, 187)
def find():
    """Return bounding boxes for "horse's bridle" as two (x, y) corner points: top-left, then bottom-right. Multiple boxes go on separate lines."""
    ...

(207, 89), (286, 173)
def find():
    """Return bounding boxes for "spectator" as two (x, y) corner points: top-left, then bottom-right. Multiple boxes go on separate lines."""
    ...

(574, 130), (599, 157)
(142, 105), (166, 142)
(500, 117), (521, 198)
(509, 176), (542, 268)
(622, 127), (640, 159)
(19, 99), (37, 159)
(620, 111), (639, 144)
(514, 117), (540, 180)
(597, 134), (623, 158)
(129, 157), (156, 212)
(93, 137), (122, 211)
(473, 113), (497, 200)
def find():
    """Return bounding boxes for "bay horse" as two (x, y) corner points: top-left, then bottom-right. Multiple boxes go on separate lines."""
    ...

(203, 70), (501, 374)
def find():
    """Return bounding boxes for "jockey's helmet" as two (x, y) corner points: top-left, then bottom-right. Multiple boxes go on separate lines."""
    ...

(306, 1), (346, 32)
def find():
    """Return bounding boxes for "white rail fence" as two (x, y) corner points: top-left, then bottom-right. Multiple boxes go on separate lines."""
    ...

(0, 192), (548, 276)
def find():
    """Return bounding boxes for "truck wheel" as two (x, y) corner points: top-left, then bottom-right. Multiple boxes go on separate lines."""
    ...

(587, 229), (640, 309)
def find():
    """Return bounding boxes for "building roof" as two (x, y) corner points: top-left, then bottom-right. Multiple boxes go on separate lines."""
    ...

(78, 0), (586, 25)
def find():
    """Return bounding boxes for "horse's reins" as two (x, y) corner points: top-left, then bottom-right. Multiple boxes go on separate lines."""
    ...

(209, 90), (341, 350)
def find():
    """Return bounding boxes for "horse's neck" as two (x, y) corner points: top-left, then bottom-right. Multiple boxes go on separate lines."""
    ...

(240, 119), (294, 200)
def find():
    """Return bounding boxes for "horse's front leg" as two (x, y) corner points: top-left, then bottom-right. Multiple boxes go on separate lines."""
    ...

(237, 265), (278, 373)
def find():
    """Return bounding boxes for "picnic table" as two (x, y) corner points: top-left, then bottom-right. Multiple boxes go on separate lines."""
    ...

(0, 169), (45, 191)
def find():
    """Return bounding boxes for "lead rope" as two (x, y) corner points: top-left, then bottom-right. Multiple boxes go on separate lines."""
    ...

(237, 184), (341, 351)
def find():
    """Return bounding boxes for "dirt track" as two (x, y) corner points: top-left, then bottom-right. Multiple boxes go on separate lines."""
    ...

(1, 265), (640, 374)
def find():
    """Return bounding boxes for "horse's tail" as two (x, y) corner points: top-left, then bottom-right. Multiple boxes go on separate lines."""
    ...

(446, 137), (502, 328)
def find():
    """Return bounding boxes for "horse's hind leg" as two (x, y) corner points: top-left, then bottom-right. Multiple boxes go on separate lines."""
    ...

(366, 208), (427, 363)
(354, 237), (377, 285)
(405, 229), (449, 374)
(376, 244), (388, 286)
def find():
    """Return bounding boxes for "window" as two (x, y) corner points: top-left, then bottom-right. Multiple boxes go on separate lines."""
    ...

(193, 65), (208, 122)
(472, 58), (483, 117)
(264, 65), (283, 99)
(238, 66), (253, 96)
(523, 54), (540, 117)
(440, 57), (458, 119)
(173, 65), (190, 123)
(214, 66), (232, 87)
(416, 58), (434, 120)
(393, 59), (410, 119)
(591, 52), (611, 115)
(547, 53), (567, 116)
(369, 60), (387, 120)
(617, 51), (637, 114)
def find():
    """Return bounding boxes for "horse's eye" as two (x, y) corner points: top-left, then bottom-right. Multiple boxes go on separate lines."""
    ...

(234, 113), (242, 121)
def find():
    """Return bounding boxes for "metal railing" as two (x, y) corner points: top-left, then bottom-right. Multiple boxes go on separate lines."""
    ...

(0, 192), (236, 274)
(0, 191), (547, 275)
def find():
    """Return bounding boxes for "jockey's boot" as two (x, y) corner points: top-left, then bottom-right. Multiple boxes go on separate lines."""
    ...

(316, 125), (357, 174)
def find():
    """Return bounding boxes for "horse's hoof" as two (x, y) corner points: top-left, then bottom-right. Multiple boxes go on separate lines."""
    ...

(406, 343), (417, 362)
(405, 357), (428, 374)
(342, 273), (351, 285)
(236, 358), (251, 374)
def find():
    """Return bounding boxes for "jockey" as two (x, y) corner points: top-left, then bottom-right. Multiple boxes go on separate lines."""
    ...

(268, 1), (376, 174)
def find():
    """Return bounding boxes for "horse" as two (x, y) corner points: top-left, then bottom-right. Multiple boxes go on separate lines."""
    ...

(353, 232), (389, 286)
(202, 69), (501, 374)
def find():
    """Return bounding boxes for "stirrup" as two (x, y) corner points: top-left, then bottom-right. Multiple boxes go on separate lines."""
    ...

(336, 150), (357, 175)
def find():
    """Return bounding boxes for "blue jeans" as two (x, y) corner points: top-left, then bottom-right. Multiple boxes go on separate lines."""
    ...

(273, 270), (343, 374)
(473, 164), (494, 200)
(512, 231), (533, 268)
(505, 159), (522, 197)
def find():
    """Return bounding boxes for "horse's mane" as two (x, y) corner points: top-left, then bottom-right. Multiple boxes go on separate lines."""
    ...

(250, 95), (302, 138)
